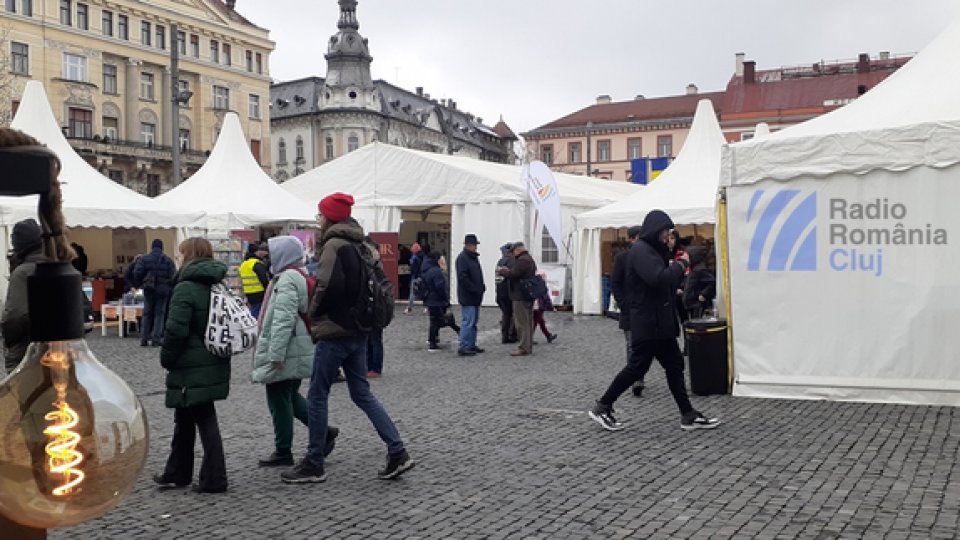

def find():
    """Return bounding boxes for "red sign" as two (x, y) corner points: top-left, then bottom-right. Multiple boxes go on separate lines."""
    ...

(369, 232), (399, 299)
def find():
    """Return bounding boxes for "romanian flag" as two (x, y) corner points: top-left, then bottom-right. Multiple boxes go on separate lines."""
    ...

(650, 157), (670, 181)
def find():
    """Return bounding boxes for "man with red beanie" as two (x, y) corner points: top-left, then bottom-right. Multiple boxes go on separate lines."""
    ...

(281, 192), (414, 484)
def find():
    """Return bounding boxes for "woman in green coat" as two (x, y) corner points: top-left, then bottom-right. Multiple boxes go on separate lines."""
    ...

(153, 237), (230, 494)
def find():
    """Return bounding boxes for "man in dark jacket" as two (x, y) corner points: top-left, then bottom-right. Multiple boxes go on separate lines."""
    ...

(611, 226), (648, 397)
(282, 192), (413, 485)
(423, 250), (460, 351)
(682, 246), (716, 319)
(497, 241), (536, 356)
(588, 210), (720, 432)
(404, 242), (423, 314)
(455, 234), (486, 356)
(494, 243), (517, 344)
(134, 239), (177, 347)
(2, 219), (48, 373)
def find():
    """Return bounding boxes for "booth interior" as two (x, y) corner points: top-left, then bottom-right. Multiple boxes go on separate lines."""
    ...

(396, 206), (452, 300)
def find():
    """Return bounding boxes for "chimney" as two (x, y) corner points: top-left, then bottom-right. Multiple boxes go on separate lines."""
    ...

(685, 83), (698, 95)
(879, 51), (890, 60)
(735, 52), (745, 76)
(424, 93), (430, 100)
(596, 94), (612, 105)
(476, 117), (482, 124)
(634, 94), (645, 100)
(743, 61), (756, 84)
(857, 84), (868, 95)
(440, 99), (446, 107)
(449, 100), (456, 110)
(416, 86), (423, 96)
(226, 0), (236, 9)
(857, 53), (870, 73)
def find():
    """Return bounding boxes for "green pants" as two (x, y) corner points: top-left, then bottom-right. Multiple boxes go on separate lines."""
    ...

(265, 379), (309, 452)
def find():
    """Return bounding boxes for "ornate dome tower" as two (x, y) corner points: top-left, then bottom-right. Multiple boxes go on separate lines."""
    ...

(321, 0), (377, 110)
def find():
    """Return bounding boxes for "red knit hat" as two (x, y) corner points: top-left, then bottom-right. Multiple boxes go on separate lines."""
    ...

(318, 192), (354, 223)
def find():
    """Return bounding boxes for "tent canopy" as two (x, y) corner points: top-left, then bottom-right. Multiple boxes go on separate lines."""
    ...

(157, 112), (314, 229)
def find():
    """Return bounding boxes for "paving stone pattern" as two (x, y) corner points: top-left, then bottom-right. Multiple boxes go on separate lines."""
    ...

(48, 308), (959, 539)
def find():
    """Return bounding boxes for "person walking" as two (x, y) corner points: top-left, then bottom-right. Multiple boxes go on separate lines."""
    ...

(240, 241), (271, 319)
(253, 236), (339, 467)
(405, 242), (423, 315)
(2, 219), (49, 374)
(153, 237), (230, 493)
(423, 250), (460, 351)
(365, 236), (385, 377)
(588, 210), (721, 432)
(455, 234), (485, 356)
(281, 192), (413, 484)
(497, 242), (536, 357)
(531, 272), (557, 344)
(612, 226), (648, 397)
(494, 243), (517, 344)
(134, 239), (176, 347)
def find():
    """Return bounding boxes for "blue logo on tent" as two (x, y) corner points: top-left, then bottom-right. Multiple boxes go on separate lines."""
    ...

(747, 190), (817, 271)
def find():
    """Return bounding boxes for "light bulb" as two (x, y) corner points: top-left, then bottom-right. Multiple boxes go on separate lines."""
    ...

(0, 262), (148, 529)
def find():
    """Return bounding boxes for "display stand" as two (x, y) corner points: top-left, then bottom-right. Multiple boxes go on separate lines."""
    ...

(210, 236), (244, 294)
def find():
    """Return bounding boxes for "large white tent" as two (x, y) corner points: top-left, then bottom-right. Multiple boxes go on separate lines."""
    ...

(721, 19), (960, 406)
(282, 142), (641, 305)
(573, 99), (727, 314)
(157, 112), (314, 230)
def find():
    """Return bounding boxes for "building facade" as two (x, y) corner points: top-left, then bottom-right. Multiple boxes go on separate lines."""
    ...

(1, 0), (274, 196)
(269, 0), (516, 181)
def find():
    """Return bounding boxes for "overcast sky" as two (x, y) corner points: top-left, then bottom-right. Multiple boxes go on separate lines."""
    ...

(235, 1), (960, 135)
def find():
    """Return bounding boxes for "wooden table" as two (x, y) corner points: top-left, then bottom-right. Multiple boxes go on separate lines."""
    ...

(100, 304), (144, 337)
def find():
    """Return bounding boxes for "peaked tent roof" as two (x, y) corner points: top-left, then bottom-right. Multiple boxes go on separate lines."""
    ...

(723, 18), (960, 186)
(281, 142), (640, 209)
(157, 112), (314, 229)
(575, 99), (726, 229)
(3, 81), (203, 228)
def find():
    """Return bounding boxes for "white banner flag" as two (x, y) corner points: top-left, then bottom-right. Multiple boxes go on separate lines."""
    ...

(523, 161), (565, 253)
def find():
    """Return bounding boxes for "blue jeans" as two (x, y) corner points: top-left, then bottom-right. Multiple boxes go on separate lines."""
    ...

(249, 302), (262, 320)
(366, 332), (384, 373)
(305, 338), (404, 467)
(141, 289), (169, 344)
(458, 305), (479, 351)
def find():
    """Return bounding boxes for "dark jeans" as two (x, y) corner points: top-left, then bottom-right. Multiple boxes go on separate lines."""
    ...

(162, 402), (227, 491)
(141, 289), (169, 344)
(599, 338), (692, 414)
(497, 295), (516, 342)
(533, 309), (551, 338)
(265, 379), (309, 453)
(367, 331), (384, 373)
(428, 306), (460, 346)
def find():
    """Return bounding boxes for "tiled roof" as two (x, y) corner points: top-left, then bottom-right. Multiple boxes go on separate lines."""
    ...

(270, 77), (323, 119)
(528, 92), (724, 132)
(494, 119), (517, 140)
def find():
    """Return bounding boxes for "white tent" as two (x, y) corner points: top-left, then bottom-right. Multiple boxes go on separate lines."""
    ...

(156, 112), (315, 230)
(720, 19), (960, 406)
(282, 142), (640, 305)
(572, 99), (726, 314)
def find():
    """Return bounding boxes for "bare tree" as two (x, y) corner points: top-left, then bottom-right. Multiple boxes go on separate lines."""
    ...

(0, 26), (16, 127)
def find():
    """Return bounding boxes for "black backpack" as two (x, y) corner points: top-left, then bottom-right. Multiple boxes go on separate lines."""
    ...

(350, 243), (395, 332)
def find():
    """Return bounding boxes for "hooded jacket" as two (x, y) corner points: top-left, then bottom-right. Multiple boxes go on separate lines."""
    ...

(455, 249), (485, 306)
(495, 248), (514, 302)
(626, 210), (688, 340)
(134, 241), (177, 295)
(309, 218), (367, 340)
(610, 247), (631, 331)
(421, 256), (449, 308)
(682, 246), (716, 313)
(160, 257), (230, 408)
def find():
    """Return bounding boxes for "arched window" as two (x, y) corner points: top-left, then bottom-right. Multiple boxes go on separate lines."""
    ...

(295, 136), (304, 161)
(347, 133), (359, 152)
(277, 137), (287, 164)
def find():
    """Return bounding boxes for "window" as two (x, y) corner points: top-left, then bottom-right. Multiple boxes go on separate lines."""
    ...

(155, 25), (165, 50)
(248, 94), (260, 119)
(179, 129), (190, 151)
(22, 0), (31, 16)
(210, 40), (219, 63)
(76, 3), (87, 30)
(4, 0), (12, 12)
(102, 64), (117, 93)
(10, 42), (28, 75)
(250, 139), (261, 164)
(140, 21), (150, 46)
(118, 14), (128, 40)
(140, 72), (154, 100)
(740, 131), (754, 141)
(68, 108), (92, 138)
(189, 34), (199, 57)
(597, 140), (610, 162)
(657, 135), (673, 157)
(213, 86), (229, 110)
(245, 50), (252, 72)
(277, 138), (286, 164)
(627, 138), (641, 159)
(538, 144), (553, 164)
(222, 43), (231, 66)
(347, 134), (359, 152)
(102, 116), (118, 140)
(101, 10), (112, 37)
(59, 0), (71, 25)
(295, 136), (304, 161)
(541, 226), (559, 264)
(62, 53), (87, 82)
(146, 174), (160, 197)
(325, 137), (333, 160)
(108, 170), (123, 183)
(140, 122), (155, 145)
(178, 79), (190, 100)
(255, 52), (262, 74)
(176, 31), (185, 54)
(568, 142), (581, 164)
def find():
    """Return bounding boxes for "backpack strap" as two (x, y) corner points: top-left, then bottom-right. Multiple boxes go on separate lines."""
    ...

(290, 268), (313, 332)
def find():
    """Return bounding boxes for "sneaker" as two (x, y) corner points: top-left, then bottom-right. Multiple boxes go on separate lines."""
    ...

(470, 346), (485, 353)
(404, 307), (413, 315)
(428, 344), (441, 352)
(152, 473), (189, 490)
(588, 402), (625, 431)
(378, 450), (415, 480)
(547, 333), (558, 344)
(681, 410), (721, 431)
(258, 451), (294, 467)
(631, 381), (645, 397)
(367, 370), (381, 378)
(457, 348), (476, 357)
(280, 460), (326, 484)
(324, 426), (339, 457)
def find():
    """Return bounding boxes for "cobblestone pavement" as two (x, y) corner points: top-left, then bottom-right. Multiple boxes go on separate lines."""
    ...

(45, 307), (959, 539)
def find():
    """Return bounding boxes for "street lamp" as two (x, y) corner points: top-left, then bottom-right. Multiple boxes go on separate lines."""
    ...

(585, 121), (593, 177)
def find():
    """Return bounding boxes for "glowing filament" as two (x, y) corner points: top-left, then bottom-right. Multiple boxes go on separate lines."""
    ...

(40, 350), (85, 497)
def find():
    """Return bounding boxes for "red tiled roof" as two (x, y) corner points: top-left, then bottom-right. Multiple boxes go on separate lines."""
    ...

(529, 92), (724, 132)
(493, 119), (517, 140)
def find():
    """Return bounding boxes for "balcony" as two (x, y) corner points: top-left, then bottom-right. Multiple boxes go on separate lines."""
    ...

(66, 135), (208, 166)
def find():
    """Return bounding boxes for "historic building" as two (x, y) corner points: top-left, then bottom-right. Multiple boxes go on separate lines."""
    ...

(269, 0), (516, 181)
(0, 0), (274, 195)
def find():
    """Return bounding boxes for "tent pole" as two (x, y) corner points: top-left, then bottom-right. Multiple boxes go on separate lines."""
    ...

(717, 187), (734, 392)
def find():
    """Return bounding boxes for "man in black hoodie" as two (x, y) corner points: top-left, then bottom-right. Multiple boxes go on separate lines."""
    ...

(611, 225), (647, 397)
(494, 243), (517, 344)
(588, 210), (720, 431)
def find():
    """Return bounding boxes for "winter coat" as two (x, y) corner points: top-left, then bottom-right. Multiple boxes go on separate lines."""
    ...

(610, 249), (631, 330)
(421, 257), (449, 308)
(682, 246), (715, 314)
(134, 247), (177, 295)
(252, 269), (314, 384)
(2, 250), (49, 371)
(504, 250), (537, 301)
(495, 253), (514, 302)
(160, 257), (230, 408)
(309, 218), (367, 341)
(625, 210), (688, 341)
(409, 254), (422, 279)
(455, 249), (486, 306)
